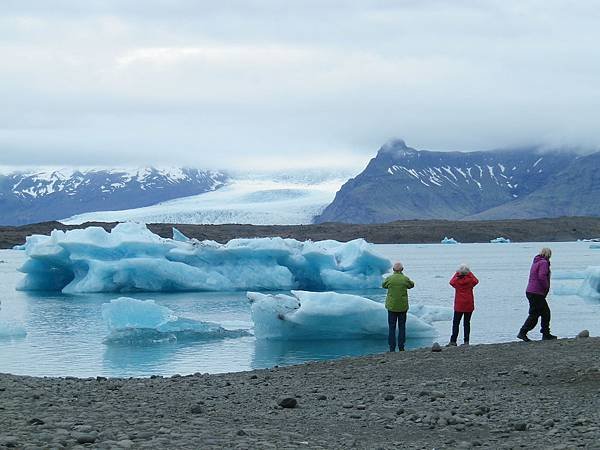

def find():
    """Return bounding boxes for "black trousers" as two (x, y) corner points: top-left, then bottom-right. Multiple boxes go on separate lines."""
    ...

(521, 292), (551, 335)
(450, 311), (472, 343)
(388, 311), (407, 351)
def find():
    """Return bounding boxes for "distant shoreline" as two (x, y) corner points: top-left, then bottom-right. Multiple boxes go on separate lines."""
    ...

(2, 216), (600, 249)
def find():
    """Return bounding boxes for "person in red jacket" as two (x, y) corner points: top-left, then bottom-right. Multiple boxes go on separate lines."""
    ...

(447, 264), (479, 346)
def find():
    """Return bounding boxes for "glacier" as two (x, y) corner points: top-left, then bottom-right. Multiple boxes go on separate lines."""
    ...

(62, 173), (351, 226)
(102, 297), (249, 344)
(248, 290), (445, 340)
(17, 223), (391, 293)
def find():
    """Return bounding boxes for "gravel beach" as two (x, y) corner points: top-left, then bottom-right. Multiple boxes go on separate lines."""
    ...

(1, 337), (599, 449)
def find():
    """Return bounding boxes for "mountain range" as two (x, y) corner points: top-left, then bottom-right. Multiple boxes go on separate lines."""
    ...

(2, 139), (599, 226)
(316, 139), (595, 223)
(0, 167), (226, 226)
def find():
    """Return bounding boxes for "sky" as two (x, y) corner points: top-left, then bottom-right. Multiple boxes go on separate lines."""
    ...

(1, 0), (600, 170)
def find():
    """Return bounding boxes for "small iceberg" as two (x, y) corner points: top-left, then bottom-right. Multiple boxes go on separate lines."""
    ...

(248, 290), (446, 340)
(490, 237), (511, 244)
(589, 244), (600, 249)
(102, 297), (250, 345)
(577, 267), (600, 300)
(0, 320), (27, 338)
(441, 237), (459, 244)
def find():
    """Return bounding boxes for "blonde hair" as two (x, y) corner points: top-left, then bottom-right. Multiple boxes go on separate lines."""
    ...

(457, 264), (470, 275)
(539, 247), (552, 259)
(393, 262), (404, 272)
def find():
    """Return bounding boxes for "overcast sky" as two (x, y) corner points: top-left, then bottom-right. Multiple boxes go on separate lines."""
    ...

(1, 1), (599, 170)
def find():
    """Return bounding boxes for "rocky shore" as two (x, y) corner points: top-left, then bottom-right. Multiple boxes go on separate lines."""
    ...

(4, 216), (600, 248)
(1, 337), (599, 449)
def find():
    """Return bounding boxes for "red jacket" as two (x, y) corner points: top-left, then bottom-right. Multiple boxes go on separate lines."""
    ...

(450, 272), (479, 312)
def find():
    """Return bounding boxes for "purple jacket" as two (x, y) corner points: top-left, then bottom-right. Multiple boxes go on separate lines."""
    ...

(526, 255), (551, 296)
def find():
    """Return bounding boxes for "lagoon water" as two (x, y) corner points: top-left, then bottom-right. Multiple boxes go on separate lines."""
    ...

(1, 242), (599, 378)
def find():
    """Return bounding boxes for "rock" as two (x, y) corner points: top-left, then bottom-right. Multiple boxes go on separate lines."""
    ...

(1, 436), (18, 448)
(577, 330), (590, 338)
(356, 404), (367, 410)
(396, 408), (405, 415)
(116, 439), (135, 448)
(71, 432), (97, 444)
(236, 430), (248, 436)
(384, 394), (394, 401)
(316, 395), (327, 400)
(513, 422), (527, 431)
(96, 376), (107, 381)
(278, 398), (297, 409)
(28, 418), (45, 425)
(342, 403), (354, 409)
(431, 342), (442, 352)
(544, 419), (555, 428)
(191, 404), (203, 414)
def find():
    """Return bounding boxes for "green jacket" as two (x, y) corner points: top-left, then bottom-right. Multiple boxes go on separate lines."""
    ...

(382, 272), (415, 312)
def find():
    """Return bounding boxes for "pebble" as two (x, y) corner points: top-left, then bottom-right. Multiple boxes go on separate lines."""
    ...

(577, 329), (590, 338)
(278, 398), (298, 409)
(431, 342), (442, 352)
(513, 422), (527, 431)
(384, 394), (394, 401)
(71, 432), (97, 444)
(191, 404), (203, 414)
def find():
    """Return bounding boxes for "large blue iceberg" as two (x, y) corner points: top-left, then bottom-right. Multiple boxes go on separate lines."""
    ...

(577, 267), (600, 300)
(248, 290), (449, 340)
(17, 223), (391, 293)
(102, 297), (249, 344)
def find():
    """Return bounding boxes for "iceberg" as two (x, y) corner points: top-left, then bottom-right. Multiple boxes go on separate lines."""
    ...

(490, 237), (511, 243)
(577, 267), (600, 300)
(102, 297), (249, 344)
(248, 290), (443, 340)
(441, 237), (459, 244)
(0, 320), (27, 338)
(589, 244), (600, 249)
(17, 223), (391, 293)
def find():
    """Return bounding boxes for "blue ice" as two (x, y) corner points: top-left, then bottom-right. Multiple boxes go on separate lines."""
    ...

(247, 290), (443, 340)
(577, 267), (600, 300)
(17, 223), (391, 293)
(102, 297), (249, 345)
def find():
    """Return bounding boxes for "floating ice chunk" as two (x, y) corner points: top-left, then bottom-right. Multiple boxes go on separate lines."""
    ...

(0, 320), (27, 338)
(490, 237), (511, 243)
(248, 290), (439, 340)
(577, 267), (600, 300)
(18, 223), (390, 293)
(441, 237), (459, 244)
(12, 244), (26, 250)
(552, 284), (580, 296)
(102, 297), (249, 345)
(409, 304), (453, 322)
(552, 270), (587, 280)
(589, 244), (600, 249)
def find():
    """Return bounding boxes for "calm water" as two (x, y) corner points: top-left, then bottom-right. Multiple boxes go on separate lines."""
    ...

(1, 242), (599, 377)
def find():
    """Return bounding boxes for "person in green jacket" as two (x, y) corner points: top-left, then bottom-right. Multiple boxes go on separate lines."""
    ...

(382, 262), (415, 351)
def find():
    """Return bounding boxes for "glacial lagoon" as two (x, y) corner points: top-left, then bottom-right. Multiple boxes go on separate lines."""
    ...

(1, 241), (599, 378)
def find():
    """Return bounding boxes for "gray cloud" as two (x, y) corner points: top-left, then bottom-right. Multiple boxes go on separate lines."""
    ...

(1, 1), (600, 170)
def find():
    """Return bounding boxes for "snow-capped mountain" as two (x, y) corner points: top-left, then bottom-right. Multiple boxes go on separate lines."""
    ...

(62, 171), (352, 225)
(316, 139), (591, 223)
(0, 167), (227, 225)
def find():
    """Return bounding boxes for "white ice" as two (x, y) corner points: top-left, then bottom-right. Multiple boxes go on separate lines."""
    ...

(490, 237), (511, 243)
(248, 290), (442, 340)
(102, 297), (249, 344)
(577, 267), (600, 300)
(18, 223), (391, 293)
(62, 175), (349, 225)
(0, 320), (27, 338)
(441, 237), (459, 244)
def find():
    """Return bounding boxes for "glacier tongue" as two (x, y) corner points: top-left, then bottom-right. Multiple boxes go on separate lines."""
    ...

(248, 290), (441, 340)
(17, 223), (391, 293)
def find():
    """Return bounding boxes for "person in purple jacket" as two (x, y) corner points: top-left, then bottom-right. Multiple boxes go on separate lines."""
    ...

(517, 247), (557, 342)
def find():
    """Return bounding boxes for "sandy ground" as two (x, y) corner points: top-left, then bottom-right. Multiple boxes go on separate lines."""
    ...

(1, 337), (599, 449)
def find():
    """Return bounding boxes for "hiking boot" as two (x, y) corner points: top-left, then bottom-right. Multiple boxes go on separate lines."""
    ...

(446, 342), (457, 347)
(398, 347), (405, 351)
(461, 341), (470, 346)
(517, 330), (531, 342)
(542, 333), (557, 340)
